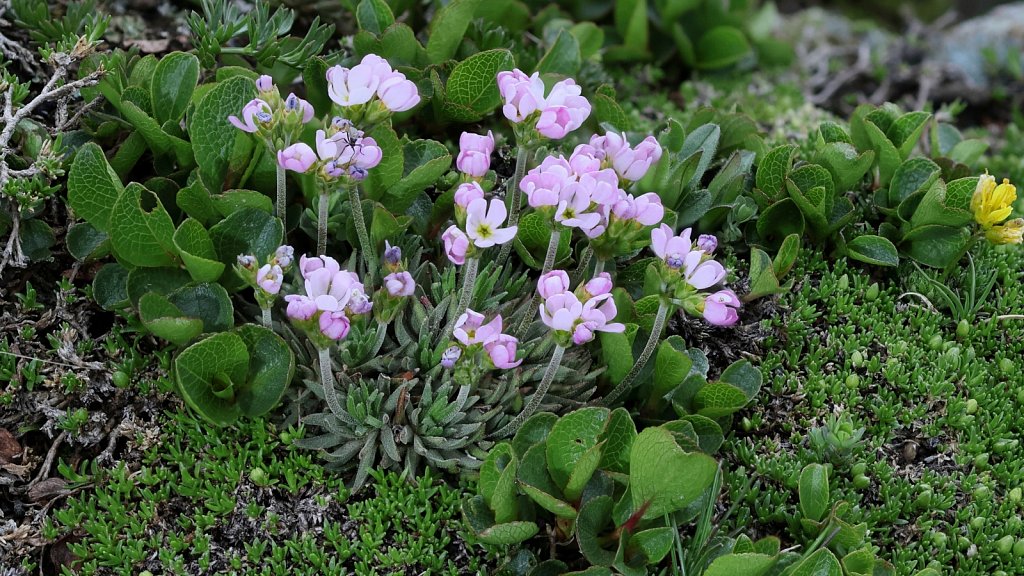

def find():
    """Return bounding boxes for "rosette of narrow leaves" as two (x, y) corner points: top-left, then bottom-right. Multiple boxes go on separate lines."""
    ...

(464, 407), (721, 574)
(296, 374), (487, 489)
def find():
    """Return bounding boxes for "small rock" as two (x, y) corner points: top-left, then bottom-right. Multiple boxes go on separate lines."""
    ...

(902, 440), (918, 463)
(0, 428), (20, 463)
(28, 477), (68, 503)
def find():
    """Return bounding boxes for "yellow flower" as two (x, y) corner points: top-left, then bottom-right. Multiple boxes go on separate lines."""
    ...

(971, 173), (1017, 229)
(985, 218), (1024, 245)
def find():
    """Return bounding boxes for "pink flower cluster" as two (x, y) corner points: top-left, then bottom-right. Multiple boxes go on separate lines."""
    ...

(497, 69), (591, 140)
(284, 255), (373, 341)
(443, 195), (517, 265)
(236, 245), (294, 299)
(327, 54), (420, 112)
(448, 310), (522, 369)
(278, 125), (382, 178)
(229, 75), (315, 134)
(456, 131), (495, 179)
(537, 270), (624, 345)
(650, 225), (740, 326)
(519, 134), (665, 238)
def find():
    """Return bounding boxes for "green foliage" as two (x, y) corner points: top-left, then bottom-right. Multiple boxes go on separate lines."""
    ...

(464, 408), (719, 574)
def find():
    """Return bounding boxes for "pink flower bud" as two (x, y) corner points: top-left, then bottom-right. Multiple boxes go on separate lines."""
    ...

(521, 156), (573, 208)
(454, 182), (485, 209)
(257, 264), (283, 295)
(237, 254), (257, 269)
(299, 255), (341, 278)
(583, 273), (613, 299)
(703, 289), (740, 326)
(485, 334), (523, 369)
(442, 226), (470, 265)
(273, 245), (294, 268)
(537, 270), (571, 299)
(441, 346), (462, 369)
(569, 144), (602, 175)
(497, 69), (546, 123)
(285, 295), (317, 321)
(277, 143), (317, 173)
(284, 93), (315, 124)
(535, 79), (590, 140)
(384, 271), (415, 297)
(377, 71), (420, 112)
(696, 234), (718, 254)
(256, 75), (274, 92)
(319, 311), (351, 340)
(383, 240), (401, 265)
(456, 131), (495, 178)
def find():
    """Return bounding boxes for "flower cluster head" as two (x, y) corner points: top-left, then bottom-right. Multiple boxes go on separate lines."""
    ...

(235, 245), (294, 307)
(587, 132), (663, 182)
(278, 126), (382, 182)
(285, 255), (372, 345)
(649, 225), (739, 326)
(497, 69), (591, 140)
(443, 197), (517, 264)
(327, 54), (420, 122)
(972, 173), (1023, 245)
(457, 131), (495, 179)
(229, 75), (314, 140)
(520, 134), (664, 248)
(538, 270), (624, 346)
(446, 309), (522, 370)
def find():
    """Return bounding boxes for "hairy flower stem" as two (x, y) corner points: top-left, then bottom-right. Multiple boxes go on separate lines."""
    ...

(541, 228), (561, 278)
(348, 184), (375, 284)
(593, 257), (606, 276)
(439, 257), (480, 346)
(317, 192), (329, 255)
(260, 307), (272, 328)
(496, 146), (531, 265)
(602, 300), (669, 407)
(275, 159), (286, 221)
(572, 245), (594, 284)
(317, 347), (343, 415)
(490, 344), (566, 438)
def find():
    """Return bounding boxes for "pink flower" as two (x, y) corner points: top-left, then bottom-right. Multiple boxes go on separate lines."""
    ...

(704, 289), (740, 326)
(555, 187), (602, 232)
(454, 182), (485, 209)
(650, 225), (726, 289)
(521, 156), (574, 208)
(485, 334), (522, 369)
(284, 93), (315, 124)
(682, 251), (726, 290)
(497, 69), (546, 123)
(228, 98), (273, 133)
(583, 273), (613, 299)
(537, 270), (571, 299)
(285, 295), (317, 320)
(651, 224), (694, 268)
(278, 143), (317, 173)
(299, 255), (341, 278)
(540, 292), (584, 334)
(592, 133), (662, 181)
(326, 55), (386, 106)
(457, 131), (495, 178)
(256, 75), (274, 93)
(348, 290), (373, 315)
(342, 136), (383, 170)
(257, 264), (283, 295)
(696, 234), (718, 254)
(319, 311), (351, 340)
(377, 71), (420, 111)
(612, 192), (664, 226)
(465, 198), (517, 248)
(574, 169), (620, 206)
(536, 79), (591, 140)
(384, 271), (415, 297)
(442, 226), (470, 265)
(454, 309), (503, 346)
(569, 144), (602, 175)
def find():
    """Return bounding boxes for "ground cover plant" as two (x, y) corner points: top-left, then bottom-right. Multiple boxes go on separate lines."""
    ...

(2, 0), (1024, 575)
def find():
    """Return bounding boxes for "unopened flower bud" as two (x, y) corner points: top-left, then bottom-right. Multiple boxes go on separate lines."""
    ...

(441, 346), (462, 369)
(697, 234), (718, 254)
(384, 241), (401, 265)
(237, 254), (257, 269)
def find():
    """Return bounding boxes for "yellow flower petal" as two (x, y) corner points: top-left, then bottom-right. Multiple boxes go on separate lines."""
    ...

(985, 218), (1024, 245)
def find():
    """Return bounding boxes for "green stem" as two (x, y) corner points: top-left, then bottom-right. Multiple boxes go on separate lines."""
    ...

(496, 146), (531, 265)
(540, 228), (561, 278)
(439, 257), (479, 346)
(513, 228), (563, 338)
(489, 344), (566, 439)
(593, 257), (606, 277)
(602, 300), (669, 407)
(317, 347), (343, 416)
(572, 245), (594, 284)
(317, 192), (329, 255)
(348, 184), (374, 283)
(260, 306), (272, 328)
(275, 160), (286, 221)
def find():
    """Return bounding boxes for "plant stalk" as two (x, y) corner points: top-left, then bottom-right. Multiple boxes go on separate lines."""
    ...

(572, 245), (594, 284)
(496, 146), (531, 265)
(490, 344), (566, 438)
(602, 300), (669, 407)
(348, 184), (374, 283)
(260, 306), (272, 328)
(318, 347), (343, 415)
(317, 192), (329, 255)
(439, 256), (480, 346)
(275, 160), (286, 221)
(540, 228), (561, 278)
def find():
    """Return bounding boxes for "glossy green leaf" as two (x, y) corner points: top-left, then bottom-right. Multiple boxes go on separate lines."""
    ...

(426, 0), (482, 63)
(151, 52), (200, 125)
(799, 463), (829, 522)
(629, 427), (717, 519)
(846, 235), (899, 267)
(68, 143), (124, 232)
(109, 182), (178, 267)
